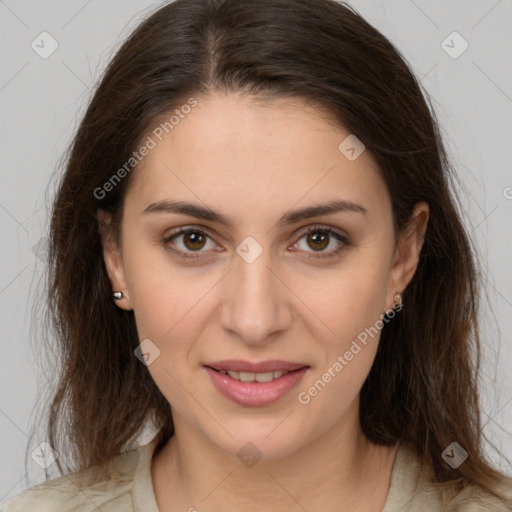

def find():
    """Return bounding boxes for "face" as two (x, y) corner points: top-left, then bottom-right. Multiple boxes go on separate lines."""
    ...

(100, 93), (428, 461)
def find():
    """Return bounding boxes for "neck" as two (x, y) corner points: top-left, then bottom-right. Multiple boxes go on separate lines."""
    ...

(151, 403), (398, 512)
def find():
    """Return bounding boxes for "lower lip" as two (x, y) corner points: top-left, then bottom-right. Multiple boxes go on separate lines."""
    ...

(204, 366), (309, 407)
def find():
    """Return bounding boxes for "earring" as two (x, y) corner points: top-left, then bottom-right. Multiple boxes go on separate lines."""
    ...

(393, 292), (403, 308)
(112, 291), (124, 301)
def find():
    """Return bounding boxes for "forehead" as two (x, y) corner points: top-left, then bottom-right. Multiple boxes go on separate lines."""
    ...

(125, 93), (388, 223)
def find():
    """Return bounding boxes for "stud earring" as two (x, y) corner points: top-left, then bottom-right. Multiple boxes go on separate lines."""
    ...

(393, 292), (403, 308)
(112, 291), (124, 301)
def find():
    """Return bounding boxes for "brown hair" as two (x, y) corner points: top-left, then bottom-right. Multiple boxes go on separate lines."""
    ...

(34, 0), (510, 504)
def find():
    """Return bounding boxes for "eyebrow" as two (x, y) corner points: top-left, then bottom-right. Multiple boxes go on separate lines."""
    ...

(142, 199), (368, 228)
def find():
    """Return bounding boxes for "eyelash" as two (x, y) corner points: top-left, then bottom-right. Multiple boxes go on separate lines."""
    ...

(162, 225), (349, 261)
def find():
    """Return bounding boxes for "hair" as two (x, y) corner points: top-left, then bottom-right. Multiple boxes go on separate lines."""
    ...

(34, 0), (511, 505)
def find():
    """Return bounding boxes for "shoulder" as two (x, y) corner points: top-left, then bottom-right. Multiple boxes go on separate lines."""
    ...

(441, 481), (512, 511)
(1, 440), (159, 512)
(384, 444), (512, 512)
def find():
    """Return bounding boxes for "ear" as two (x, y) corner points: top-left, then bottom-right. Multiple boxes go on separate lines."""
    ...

(386, 201), (429, 310)
(97, 208), (133, 311)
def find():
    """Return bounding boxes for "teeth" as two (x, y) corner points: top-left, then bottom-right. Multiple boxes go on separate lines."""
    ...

(222, 370), (288, 382)
(255, 372), (275, 383)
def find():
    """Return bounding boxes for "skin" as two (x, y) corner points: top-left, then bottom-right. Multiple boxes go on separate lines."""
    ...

(99, 92), (429, 512)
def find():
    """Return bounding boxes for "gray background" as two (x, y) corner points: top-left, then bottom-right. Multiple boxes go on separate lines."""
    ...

(1, 0), (511, 504)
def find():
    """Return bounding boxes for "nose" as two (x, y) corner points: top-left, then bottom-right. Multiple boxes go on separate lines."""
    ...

(218, 248), (293, 346)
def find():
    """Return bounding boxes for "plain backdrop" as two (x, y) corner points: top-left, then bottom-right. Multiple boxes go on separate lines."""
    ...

(1, 0), (511, 504)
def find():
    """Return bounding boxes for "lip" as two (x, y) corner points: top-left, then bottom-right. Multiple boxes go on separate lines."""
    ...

(205, 359), (308, 373)
(204, 361), (309, 407)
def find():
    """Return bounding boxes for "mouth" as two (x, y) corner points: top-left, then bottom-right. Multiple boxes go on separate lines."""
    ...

(203, 360), (310, 406)
(205, 359), (308, 373)
(212, 369), (293, 383)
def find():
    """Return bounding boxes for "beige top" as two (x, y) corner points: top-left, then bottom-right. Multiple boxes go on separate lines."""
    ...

(2, 439), (510, 511)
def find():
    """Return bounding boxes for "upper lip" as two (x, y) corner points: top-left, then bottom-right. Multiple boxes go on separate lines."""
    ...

(205, 360), (309, 373)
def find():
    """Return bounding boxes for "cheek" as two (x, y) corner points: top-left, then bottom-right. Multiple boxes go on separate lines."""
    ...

(123, 237), (214, 339)
(293, 253), (390, 346)
(123, 243), (223, 406)
(126, 258), (216, 416)
(291, 253), (390, 410)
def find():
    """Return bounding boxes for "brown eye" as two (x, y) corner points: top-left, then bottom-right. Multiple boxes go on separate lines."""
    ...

(294, 226), (348, 259)
(163, 228), (217, 259)
(182, 231), (207, 251)
(306, 231), (330, 251)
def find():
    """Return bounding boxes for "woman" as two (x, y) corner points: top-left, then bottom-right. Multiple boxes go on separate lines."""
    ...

(3, 0), (511, 510)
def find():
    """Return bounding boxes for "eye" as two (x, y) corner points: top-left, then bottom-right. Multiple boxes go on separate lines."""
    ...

(292, 225), (348, 259)
(162, 228), (218, 259)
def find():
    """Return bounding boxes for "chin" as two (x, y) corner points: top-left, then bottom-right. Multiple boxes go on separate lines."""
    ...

(203, 416), (311, 463)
